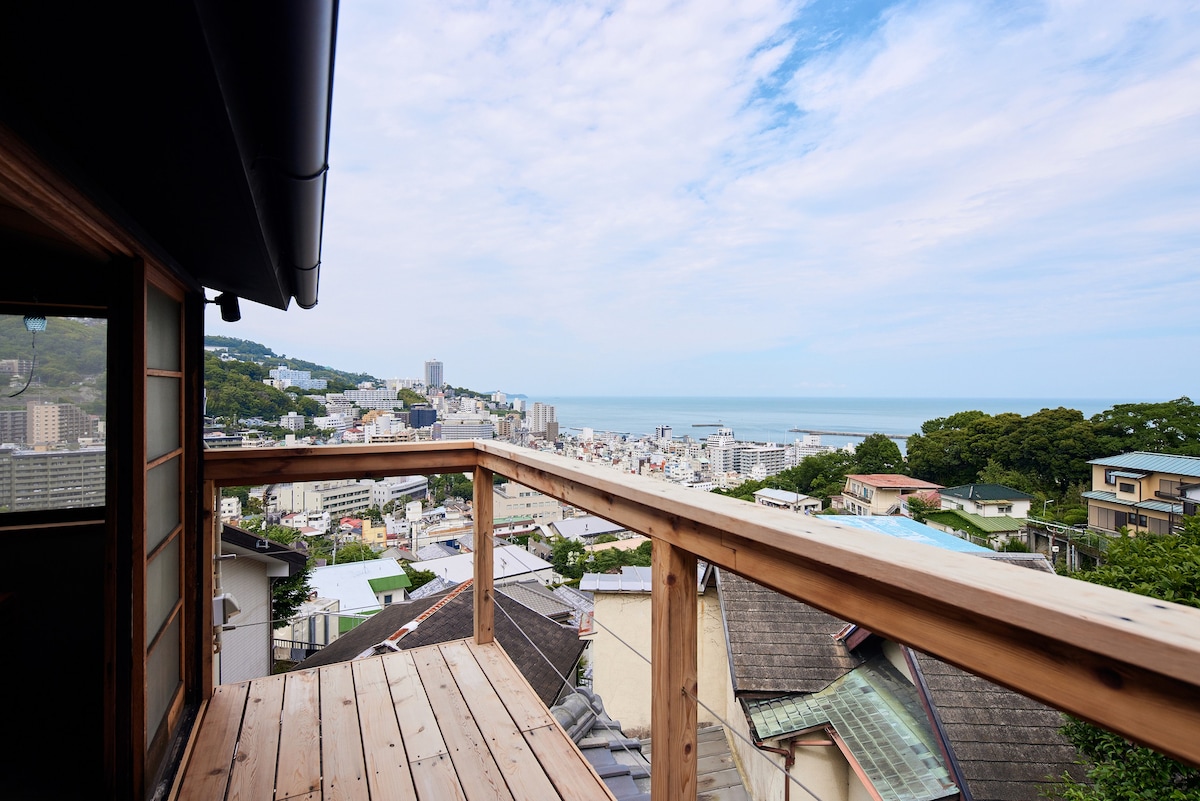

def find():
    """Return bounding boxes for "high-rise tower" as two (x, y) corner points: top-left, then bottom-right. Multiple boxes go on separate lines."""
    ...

(424, 359), (444, 389)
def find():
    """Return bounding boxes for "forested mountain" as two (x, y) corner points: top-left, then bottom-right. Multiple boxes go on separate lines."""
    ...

(204, 336), (381, 388)
(0, 315), (106, 415)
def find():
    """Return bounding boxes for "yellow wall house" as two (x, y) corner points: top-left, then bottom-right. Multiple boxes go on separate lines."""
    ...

(1083, 451), (1200, 534)
(840, 474), (944, 516)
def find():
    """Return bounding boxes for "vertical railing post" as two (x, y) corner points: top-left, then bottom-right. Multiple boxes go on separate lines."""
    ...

(473, 466), (495, 644)
(651, 540), (697, 800)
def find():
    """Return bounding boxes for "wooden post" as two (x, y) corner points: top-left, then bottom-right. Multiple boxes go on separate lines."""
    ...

(651, 540), (697, 800)
(473, 466), (494, 644)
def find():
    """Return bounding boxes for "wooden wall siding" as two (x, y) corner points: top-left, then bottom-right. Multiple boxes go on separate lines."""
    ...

(206, 441), (1200, 772)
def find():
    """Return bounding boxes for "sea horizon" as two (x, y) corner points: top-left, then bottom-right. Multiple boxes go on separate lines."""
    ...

(534, 395), (1143, 452)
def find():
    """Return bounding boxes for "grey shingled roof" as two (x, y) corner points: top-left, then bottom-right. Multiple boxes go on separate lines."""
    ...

(718, 569), (860, 694)
(296, 588), (584, 706)
(497, 579), (575, 622)
(911, 652), (1086, 801)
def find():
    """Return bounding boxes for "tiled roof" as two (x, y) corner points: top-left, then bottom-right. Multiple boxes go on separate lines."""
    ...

(747, 658), (958, 801)
(912, 651), (1086, 801)
(550, 688), (651, 801)
(1088, 451), (1200, 477)
(718, 570), (860, 694)
(296, 588), (583, 706)
(846, 474), (945, 489)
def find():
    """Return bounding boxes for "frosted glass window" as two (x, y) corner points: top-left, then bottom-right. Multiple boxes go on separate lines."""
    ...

(146, 457), (180, 554)
(146, 616), (181, 747)
(147, 376), (180, 461)
(146, 537), (180, 647)
(146, 285), (180, 371)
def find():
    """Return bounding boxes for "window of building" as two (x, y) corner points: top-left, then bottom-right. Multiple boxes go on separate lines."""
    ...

(1105, 469), (1117, 485)
(0, 313), (107, 515)
(1119, 482), (1135, 494)
(998, 504), (1013, 513)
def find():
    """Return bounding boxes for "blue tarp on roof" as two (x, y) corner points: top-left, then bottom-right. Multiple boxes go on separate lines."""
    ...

(831, 516), (993, 553)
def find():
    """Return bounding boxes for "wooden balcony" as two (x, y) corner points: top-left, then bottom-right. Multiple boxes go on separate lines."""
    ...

(191, 440), (1200, 800)
(172, 638), (614, 800)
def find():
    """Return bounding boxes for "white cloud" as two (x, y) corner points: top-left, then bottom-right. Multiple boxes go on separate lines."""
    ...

(213, 0), (1200, 399)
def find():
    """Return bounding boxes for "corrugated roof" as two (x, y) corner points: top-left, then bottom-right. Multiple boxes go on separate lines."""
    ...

(830, 516), (994, 553)
(1088, 451), (1200, 477)
(845, 474), (945, 490)
(932, 509), (1024, 534)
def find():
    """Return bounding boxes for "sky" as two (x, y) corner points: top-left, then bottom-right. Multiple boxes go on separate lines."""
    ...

(207, 0), (1200, 400)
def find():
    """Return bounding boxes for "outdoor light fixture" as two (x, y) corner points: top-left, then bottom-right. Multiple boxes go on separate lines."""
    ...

(23, 315), (47, 332)
(207, 293), (241, 323)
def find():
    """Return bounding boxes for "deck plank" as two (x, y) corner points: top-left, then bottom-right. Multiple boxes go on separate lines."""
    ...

(351, 657), (418, 801)
(176, 682), (248, 801)
(440, 641), (560, 799)
(466, 639), (553, 731)
(381, 649), (467, 801)
(320, 662), (370, 801)
(412, 645), (515, 801)
(467, 641), (615, 801)
(276, 669), (321, 801)
(227, 676), (284, 801)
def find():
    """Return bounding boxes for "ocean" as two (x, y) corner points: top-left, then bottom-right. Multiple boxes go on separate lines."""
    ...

(536, 396), (1134, 453)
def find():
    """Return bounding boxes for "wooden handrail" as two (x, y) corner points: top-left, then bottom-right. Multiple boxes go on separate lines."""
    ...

(205, 440), (1200, 774)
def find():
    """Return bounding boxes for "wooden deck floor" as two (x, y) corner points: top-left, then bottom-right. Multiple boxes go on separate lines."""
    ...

(170, 638), (617, 801)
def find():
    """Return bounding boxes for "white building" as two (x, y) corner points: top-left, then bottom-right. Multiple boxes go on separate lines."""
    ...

(424, 359), (444, 389)
(219, 495), (242, 522)
(266, 366), (327, 390)
(342, 387), (399, 411)
(279, 411), (306, 431)
(274, 480), (374, 517)
(409, 544), (555, 586)
(493, 481), (564, 523)
(371, 476), (428, 509)
(529, 402), (556, 434)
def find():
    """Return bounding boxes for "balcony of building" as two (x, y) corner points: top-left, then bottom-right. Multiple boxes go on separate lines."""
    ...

(177, 440), (1200, 800)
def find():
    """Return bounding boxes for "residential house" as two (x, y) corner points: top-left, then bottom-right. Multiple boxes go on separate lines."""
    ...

(216, 525), (307, 685)
(1084, 451), (1200, 534)
(308, 558), (413, 637)
(939, 483), (1033, 518)
(552, 514), (631, 543)
(753, 487), (823, 514)
(840, 474), (945, 515)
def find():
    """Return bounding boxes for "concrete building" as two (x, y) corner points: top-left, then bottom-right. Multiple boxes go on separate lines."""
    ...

(0, 445), (106, 511)
(266, 366), (327, 390)
(371, 476), (428, 509)
(342, 387), (399, 411)
(26, 400), (93, 447)
(753, 487), (822, 514)
(424, 359), (444, 389)
(529, 402), (556, 434)
(493, 481), (564, 523)
(274, 480), (374, 518)
(279, 411), (306, 431)
(0, 409), (27, 445)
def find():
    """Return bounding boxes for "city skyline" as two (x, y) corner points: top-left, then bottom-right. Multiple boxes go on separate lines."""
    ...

(208, 1), (1200, 401)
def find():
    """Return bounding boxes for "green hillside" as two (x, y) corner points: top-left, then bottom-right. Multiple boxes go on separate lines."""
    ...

(0, 315), (106, 415)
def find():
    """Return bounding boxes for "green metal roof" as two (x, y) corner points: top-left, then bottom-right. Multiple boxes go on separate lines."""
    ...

(747, 661), (958, 801)
(940, 484), (1034, 501)
(1082, 491), (1183, 515)
(1135, 499), (1184, 514)
(1082, 490), (1120, 503)
(368, 573), (413, 593)
(1088, 452), (1200, 477)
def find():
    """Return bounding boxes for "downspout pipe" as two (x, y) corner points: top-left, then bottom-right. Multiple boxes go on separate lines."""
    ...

(753, 737), (796, 801)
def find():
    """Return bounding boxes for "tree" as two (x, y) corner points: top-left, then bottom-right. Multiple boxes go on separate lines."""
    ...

(905, 493), (938, 523)
(1091, 397), (1200, 457)
(331, 542), (377, 563)
(260, 525), (312, 624)
(1052, 519), (1200, 800)
(854, 433), (906, 475)
(400, 562), (437, 590)
(550, 538), (586, 580)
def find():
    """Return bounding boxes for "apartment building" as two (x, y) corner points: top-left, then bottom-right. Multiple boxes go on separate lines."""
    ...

(274, 480), (374, 518)
(494, 481), (564, 523)
(26, 400), (93, 447)
(1083, 451), (1200, 534)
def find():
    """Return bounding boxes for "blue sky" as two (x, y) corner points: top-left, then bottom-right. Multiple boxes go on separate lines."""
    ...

(208, 0), (1200, 400)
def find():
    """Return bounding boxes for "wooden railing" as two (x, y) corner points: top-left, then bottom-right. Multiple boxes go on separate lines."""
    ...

(205, 440), (1200, 799)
